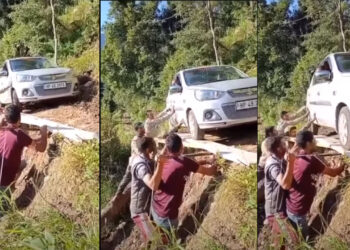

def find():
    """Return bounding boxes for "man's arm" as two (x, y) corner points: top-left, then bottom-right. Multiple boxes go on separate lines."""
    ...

(0, 83), (11, 95)
(28, 126), (48, 152)
(142, 155), (166, 191)
(290, 106), (306, 119)
(285, 111), (309, 126)
(275, 153), (295, 190)
(323, 160), (344, 177)
(196, 164), (217, 176)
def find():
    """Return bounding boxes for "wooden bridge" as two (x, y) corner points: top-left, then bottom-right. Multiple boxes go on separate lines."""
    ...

(155, 133), (256, 166)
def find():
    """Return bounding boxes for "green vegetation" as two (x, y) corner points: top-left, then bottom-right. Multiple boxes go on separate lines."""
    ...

(186, 165), (257, 249)
(259, 0), (350, 126)
(0, 0), (99, 76)
(0, 141), (99, 249)
(101, 0), (258, 209)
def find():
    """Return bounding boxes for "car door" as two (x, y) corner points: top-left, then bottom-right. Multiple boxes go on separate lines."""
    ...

(166, 74), (185, 125)
(308, 58), (333, 127)
(0, 62), (12, 104)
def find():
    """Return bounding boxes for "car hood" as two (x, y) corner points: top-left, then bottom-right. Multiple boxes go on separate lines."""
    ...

(187, 77), (257, 91)
(15, 67), (71, 76)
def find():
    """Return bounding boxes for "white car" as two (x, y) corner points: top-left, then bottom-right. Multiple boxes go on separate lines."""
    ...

(307, 52), (350, 149)
(0, 57), (79, 105)
(166, 65), (257, 139)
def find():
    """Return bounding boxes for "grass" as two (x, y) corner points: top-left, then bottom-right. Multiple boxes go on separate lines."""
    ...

(0, 140), (99, 249)
(186, 165), (257, 249)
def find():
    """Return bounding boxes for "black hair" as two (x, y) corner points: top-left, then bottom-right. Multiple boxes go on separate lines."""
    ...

(134, 122), (144, 131)
(5, 104), (21, 124)
(265, 136), (283, 154)
(166, 133), (182, 153)
(265, 126), (275, 138)
(137, 137), (156, 153)
(296, 130), (314, 149)
(281, 111), (288, 118)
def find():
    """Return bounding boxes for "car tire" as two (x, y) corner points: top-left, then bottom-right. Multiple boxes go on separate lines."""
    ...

(11, 90), (20, 106)
(338, 106), (350, 150)
(188, 110), (204, 140)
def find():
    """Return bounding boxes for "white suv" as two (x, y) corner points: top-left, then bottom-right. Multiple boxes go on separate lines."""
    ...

(307, 52), (350, 149)
(166, 65), (257, 139)
(0, 57), (79, 105)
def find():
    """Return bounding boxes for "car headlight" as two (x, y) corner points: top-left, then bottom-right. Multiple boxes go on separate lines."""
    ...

(229, 87), (257, 97)
(16, 75), (36, 82)
(194, 90), (225, 101)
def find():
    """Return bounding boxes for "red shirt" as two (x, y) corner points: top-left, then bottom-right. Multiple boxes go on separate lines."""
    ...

(286, 150), (325, 215)
(153, 156), (199, 219)
(0, 128), (32, 186)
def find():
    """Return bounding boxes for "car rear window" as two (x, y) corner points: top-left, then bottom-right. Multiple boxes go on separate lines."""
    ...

(183, 66), (247, 86)
(335, 54), (350, 72)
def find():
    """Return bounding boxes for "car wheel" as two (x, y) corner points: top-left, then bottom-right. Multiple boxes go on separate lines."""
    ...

(188, 110), (204, 140)
(11, 90), (20, 106)
(338, 106), (350, 150)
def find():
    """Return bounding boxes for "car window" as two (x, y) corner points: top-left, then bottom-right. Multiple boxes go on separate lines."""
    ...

(9, 58), (56, 72)
(313, 58), (331, 85)
(335, 54), (350, 72)
(2, 63), (7, 72)
(183, 66), (247, 86)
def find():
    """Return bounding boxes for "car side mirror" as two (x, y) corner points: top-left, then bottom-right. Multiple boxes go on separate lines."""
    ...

(314, 70), (331, 82)
(169, 85), (182, 94)
(0, 70), (8, 77)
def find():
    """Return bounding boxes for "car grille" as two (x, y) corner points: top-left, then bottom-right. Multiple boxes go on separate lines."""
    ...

(227, 88), (257, 98)
(35, 83), (72, 96)
(38, 74), (67, 81)
(222, 103), (257, 119)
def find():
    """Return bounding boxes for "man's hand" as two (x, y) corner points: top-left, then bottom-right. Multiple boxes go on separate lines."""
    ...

(157, 154), (168, 168)
(40, 125), (48, 136)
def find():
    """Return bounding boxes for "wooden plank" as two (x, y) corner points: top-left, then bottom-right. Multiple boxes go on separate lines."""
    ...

(155, 134), (256, 166)
(288, 135), (350, 156)
(21, 113), (98, 142)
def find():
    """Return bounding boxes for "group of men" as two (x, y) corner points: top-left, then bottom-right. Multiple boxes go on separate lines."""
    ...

(259, 108), (344, 245)
(0, 104), (48, 213)
(115, 107), (217, 245)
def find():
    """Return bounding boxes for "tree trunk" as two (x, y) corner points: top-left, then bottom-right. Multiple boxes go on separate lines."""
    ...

(338, 0), (347, 52)
(50, 0), (58, 64)
(207, 0), (220, 65)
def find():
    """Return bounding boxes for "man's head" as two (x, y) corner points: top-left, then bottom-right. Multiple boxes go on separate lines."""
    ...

(281, 111), (289, 121)
(265, 126), (277, 138)
(296, 130), (315, 153)
(137, 137), (156, 158)
(4, 104), (21, 126)
(134, 122), (145, 137)
(146, 110), (155, 120)
(165, 133), (183, 156)
(265, 136), (287, 158)
(289, 126), (297, 137)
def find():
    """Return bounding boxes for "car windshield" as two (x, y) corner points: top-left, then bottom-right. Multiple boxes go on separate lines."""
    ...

(183, 66), (247, 86)
(10, 58), (56, 72)
(335, 54), (350, 72)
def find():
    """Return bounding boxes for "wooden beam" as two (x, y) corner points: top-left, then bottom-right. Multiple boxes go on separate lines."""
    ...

(155, 133), (256, 166)
(288, 135), (350, 156)
(21, 113), (98, 142)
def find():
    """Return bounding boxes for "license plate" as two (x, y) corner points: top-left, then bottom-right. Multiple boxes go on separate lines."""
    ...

(236, 99), (257, 110)
(43, 82), (66, 90)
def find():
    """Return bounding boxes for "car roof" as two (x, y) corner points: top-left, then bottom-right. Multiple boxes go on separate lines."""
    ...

(8, 56), (46, 61)
(180, 65), (235, 73)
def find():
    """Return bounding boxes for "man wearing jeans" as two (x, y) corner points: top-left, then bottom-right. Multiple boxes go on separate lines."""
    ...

(151, 133), (217, 231)
(130, 137), (165, 242)
(286, 131), (344, 240)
